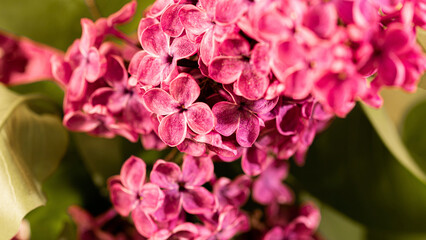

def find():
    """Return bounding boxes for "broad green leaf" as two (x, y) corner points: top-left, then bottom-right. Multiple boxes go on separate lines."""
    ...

(402, 99), (426, 171)
(291, 106), (426, 232)
(0, 84), (68, 239)
(361, 104), (426, 184)
(26, 139), (112, 240)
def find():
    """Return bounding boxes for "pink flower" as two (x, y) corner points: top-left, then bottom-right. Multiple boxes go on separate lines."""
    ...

(213, 175), (251, 209)
(252, 161), (294, 205)
(150, 155), (216, 221)
(212, 88), (278, 147)
(132, 23), (198, 87)
(108, 156), (164, 237)
(143, 73), (215, 146)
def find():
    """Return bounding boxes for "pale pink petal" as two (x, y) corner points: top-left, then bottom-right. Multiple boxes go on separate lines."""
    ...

(182, 155), (214, 186)
(212, 102), (240, 136)
(161, 4), (184, 37)
(132, 207), (158, 238)
(199, 29), (217, 64)
(141, 23), (169, 56)
(209, 57), (244, 84)
(237, 66), (269, 100)
(86, 48), (106, 82)
(169, 73), (200, 106)
(236, 111), (259, 147)
(158, 112), (187, 146)
(108, 0), (136, 25)
(79, 18), (96, 54)
(109, 183), (137, 216)
(182, 187), (216, 214)
(120, 156), (146, 191)
(179, 5), (212, 36)
(170, 34), (199, 59)
(128, 51), (148, 76)
(137, 54), (163, 86)
(185, 102), (215, 134)
(139, 183), (165, 213)
(143, 88), (180, 115)
(150, 160), (181, 189)
(138, 18), (158, 43)
(200, 0), (217, 15)
(215, 0), (249, 24)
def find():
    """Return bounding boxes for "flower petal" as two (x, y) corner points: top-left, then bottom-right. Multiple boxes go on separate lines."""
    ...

(215, 0), (249, 24)
(185, 102), (215, 134)
(179, 5), (212, 36)
(150, 160), (181, 189)
(79, 18), (96, 54)
(153, 189), (182, 221)
(177, 139), (207, 157)
(212, 102), (240, 136)
(236, 111), (259, 147)
(169, 73), (200, 106)
(143, 88), (180, 115)
(139, 183), (165, 214)
(161, 4), (184, 37)
(109, 183), (137, 216)
(199, 29), (217, 64)
(120, 156), (146, 191)
(63, 111), (99, 132)
(141, 23), (169, 57)
(108, 0), (136, 25)
(209, 57), (244, 84)
(170, 34), (199, 59)
(241, 147), (268, 176)
(158, 112), (187, 146)
(182, 187), (216, 214)
(136, 54), (163, 86)
(86, 47), (106, 82)
(182, 155), (214, 186)
(132, 207), (158, 238)
(237, 66), (269, 100)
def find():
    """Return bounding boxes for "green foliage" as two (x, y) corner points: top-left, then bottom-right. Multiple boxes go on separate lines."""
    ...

(0, 84), (68, 239)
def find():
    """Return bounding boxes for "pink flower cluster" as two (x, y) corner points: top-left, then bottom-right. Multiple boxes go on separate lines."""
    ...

(1, 0), (425, 238)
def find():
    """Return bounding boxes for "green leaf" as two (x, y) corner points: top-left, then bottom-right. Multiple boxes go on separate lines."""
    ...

(0, 84), (68, 239)
(291, 106), (426, 233)
(361, 103), (426, 184)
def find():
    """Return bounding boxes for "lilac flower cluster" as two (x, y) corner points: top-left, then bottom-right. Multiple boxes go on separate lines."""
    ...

(2, 0), (422, 238)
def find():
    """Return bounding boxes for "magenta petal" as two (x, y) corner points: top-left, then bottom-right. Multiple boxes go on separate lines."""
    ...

(177, 139), (207, 156)
(209, 57), (244, 84)
(79, 18), (96, 54)
(212, 102), (240, 136)
(153, 189), (182, 221)
(137, 54), (163, 86)
(143, 88), (180, 115)
(109, 183), (137, 216)
(108, 0), (136, 25)
(182, 187), (216, 214)
(242, 147), (268, 176)
(169, 73), (200, 106)
(150, 160), (181, 189)
(378, 53), (405, 87)
(158, 112), (187, 146)
(237, 66), (269, 100)
(215, 0), (248, 24)
(128, 51), (147, 76)
(185, 103), (215, 134)
(161, 4), (184, 37)
(170, 34), (199, 59)
(138, 18), (158, 43)
(251, 43), (270, 76)
(179, 5), (212, 36)
(139, 183), (165, 214)
(236, 111), (260, 147)
(141, 23), (169, 56)
(219, 34), (251, 56)
(63, 111), (99, 132)
(245, 97), (279, 115)
(132, 207), (157, 238)
(104, 56), (127, 87)
(182, 155), (214, 186)
(199, 29), (217, 64)
(120, 156), (146, 192)
(86, 48), (105, 82)
(67, 66), (87, 101)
